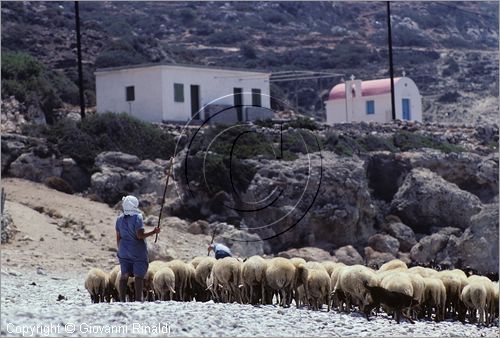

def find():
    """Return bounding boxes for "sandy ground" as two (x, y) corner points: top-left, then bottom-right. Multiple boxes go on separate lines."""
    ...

(1, 178), (211, 275)
(1, 178), (499, 337)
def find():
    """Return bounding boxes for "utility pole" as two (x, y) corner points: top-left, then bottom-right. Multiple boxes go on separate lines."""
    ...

(75, 1), (85, 119)
(386, 1), (396, 120)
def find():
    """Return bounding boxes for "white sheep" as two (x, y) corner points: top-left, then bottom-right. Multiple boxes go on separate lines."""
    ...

(461, 282), (488, 325)
(108, 265), (121, 302)
(210, 257), (242, 303)
(265, 257), (296, 307)
(153, 267), (176, 301)
(321, 260), (339, 276)
(165, 260), (190, 301)
(378, 259), (408, 272)
(437, 269), (466, 319)
(334, 264), (377, 317)
(306, 268), (331, 311)
(241, 255), (268, 304)
(422, 277), (447, 322)
(84, 268), (110, 303)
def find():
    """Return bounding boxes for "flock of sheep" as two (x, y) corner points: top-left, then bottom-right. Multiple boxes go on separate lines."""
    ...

(84, 256), (499, 326)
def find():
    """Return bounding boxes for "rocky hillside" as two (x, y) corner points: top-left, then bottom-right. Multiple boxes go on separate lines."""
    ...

(2, 107), (498, 276)
(1, 1), (498, 124)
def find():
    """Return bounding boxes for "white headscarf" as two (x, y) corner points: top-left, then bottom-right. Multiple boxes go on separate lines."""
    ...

(122, 195), (141, 216)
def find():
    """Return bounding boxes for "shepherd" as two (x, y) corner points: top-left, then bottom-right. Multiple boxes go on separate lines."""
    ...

(116, 195), (160, 302)
(208, 242), (232, 259)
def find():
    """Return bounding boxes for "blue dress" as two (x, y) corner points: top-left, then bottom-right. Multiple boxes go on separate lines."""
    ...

(115, 214), (148, 277)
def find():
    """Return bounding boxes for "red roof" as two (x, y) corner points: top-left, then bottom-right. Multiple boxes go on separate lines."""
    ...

(327, 77), (402, 101)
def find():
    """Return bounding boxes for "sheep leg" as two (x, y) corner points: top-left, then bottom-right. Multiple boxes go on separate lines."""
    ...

(261, 282), (265, 305)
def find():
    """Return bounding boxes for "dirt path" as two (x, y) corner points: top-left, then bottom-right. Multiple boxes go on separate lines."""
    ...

(1, 178), (211, 276)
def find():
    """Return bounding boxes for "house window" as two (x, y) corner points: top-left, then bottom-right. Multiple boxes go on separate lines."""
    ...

(366, 100), (375, 115)
(126, 86), (135, 102)
(174, 83), (184, 102)
(252, 88), (262, 107)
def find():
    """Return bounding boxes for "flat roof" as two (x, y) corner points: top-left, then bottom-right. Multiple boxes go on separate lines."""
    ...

(95, 62), (270, 75)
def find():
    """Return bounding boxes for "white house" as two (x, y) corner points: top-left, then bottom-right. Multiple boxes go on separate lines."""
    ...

(95, 63), (272, 124)
(325, 76), (422, 124)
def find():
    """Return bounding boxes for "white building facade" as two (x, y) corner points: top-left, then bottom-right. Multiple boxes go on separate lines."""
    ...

(325, 76), (422, 125)
(95, 64), (272, 123)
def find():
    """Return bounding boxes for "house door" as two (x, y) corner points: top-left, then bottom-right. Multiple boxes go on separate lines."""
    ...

(233, 87), (243, 121)
(190, 85), (200, 119)
(402, 98), (411, 120)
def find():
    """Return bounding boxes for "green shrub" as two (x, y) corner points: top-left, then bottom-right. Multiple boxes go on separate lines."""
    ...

(1, 51), (63, 124)
(392, 131), (464, 153)
(358, 134), (397, 152)
(183, 152), (257, 194)
(285, 117), (320, 131)
(323, 132), (360, 157)
(32, 113), (175, 167)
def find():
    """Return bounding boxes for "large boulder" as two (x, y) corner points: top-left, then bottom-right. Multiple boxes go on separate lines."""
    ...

(391, 168), (482, 233)
(242, 152), (377, 253)
(400, 149), (498, 203)
(364, 247), (396, 268)
(1, 133), (34, 173)
(445, 204), (499, 275)
(334, 245), (364, 265)
(410, 232), (449, 266)
(278, 247), (335, 262)
(9, 151), (62, 182)
(61, 158), (90, 192)
(90, 152), (171, 204)
(208, 222), (264, 257)
(147, 239), (176, 261)
(385, 221), (417, 252)
(367, 233), (400, 255)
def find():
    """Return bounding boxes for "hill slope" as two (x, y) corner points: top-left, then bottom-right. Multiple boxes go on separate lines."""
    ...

(1, 1), (498, 124)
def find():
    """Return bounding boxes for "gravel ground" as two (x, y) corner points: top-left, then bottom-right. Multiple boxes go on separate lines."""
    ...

(1, 269), (498, 337)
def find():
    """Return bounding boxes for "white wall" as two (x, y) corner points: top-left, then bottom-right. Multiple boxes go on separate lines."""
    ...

(96, 65), (270, 123)
(394, 77), (422, 122)
(325, 76), (422, 125)
(161, 66), (270, 122)
(96, 66), (163, 123)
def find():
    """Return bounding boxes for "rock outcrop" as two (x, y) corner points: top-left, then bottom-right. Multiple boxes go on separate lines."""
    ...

(444, 204), (499, 275)
(278, 247), (335, 262)
(391, 168), (482, 233)
(90, 151), (171, 204)
(1, 211), (17, 244)
(242, 152), (377, 253)
(334, 245), (364, 265)
(385, 221), (417, 252)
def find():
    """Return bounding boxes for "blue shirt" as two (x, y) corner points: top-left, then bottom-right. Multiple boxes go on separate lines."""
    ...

(212, 243), (231, 256)
(115, 214), (147, 261)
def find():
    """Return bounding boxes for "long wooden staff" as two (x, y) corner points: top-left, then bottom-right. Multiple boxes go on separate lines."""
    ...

(207, 228), (217, 256)
(155, 156), (174, 243)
